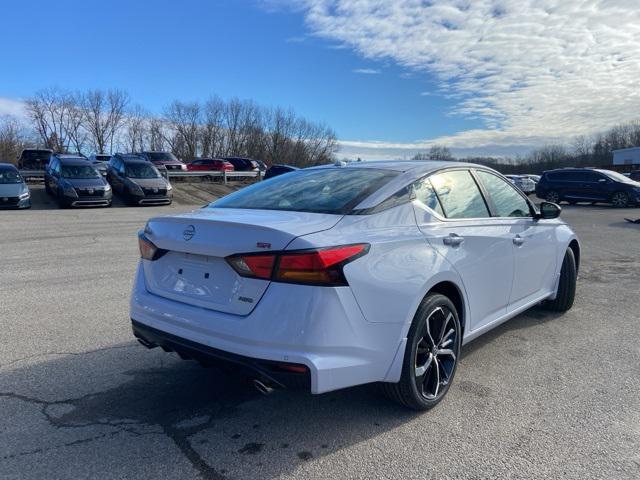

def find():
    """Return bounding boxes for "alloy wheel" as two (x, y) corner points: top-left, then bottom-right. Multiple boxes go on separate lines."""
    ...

(414, 306), (458, 400)
(612, 192), (628, 208)
(546, 191), (560, 203)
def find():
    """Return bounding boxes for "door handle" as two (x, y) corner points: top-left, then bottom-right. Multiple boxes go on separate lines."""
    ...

(513, 235), (525, 246)
(443, 233), (464, 247)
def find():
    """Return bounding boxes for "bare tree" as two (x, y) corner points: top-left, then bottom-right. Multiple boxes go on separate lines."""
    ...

(24, 88), (72, 151)
(123, 105), (148, 152)
(81, 89), (129, 153)
(163, 101), (201, 160)
(0, 116), (29, 165)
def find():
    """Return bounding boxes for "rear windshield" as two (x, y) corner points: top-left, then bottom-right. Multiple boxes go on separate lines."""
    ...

(61, 165), (101, 179)
(126, 163), (162, 179)
(0, 169), (22, 184)
(21, 150), (51, 160)
(211, 168), (398, 214)
(146, 152), (178, 162)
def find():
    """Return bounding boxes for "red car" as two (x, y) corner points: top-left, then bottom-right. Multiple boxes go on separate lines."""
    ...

(187, 159), (235, 172)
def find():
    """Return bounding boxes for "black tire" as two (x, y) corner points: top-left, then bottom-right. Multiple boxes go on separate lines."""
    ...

(382, 293), (461, 410)
(543, 248), (577, 312)
(568, 200), (577, 205)
(45, 181), (52, 195)
(546, 190), (561, 203)
(611, 191), (629, 208)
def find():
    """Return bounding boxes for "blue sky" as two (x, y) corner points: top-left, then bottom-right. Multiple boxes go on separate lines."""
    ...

(2, 1), (639, 159)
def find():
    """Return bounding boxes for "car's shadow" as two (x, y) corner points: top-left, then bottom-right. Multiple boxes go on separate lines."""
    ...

(0, 304), (563, 479)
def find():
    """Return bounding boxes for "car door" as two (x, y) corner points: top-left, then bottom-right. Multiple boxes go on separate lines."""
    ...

(413, 169), (515, 331)
(474, 170), (558, 310)
(583, 171), (612, 201)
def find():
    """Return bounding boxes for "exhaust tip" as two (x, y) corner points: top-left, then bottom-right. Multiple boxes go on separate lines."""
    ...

(253, 379), (275, 396)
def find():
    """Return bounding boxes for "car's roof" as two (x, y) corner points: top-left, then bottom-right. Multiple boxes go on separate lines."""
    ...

(59, 159), (92, 166)
(122, 157), (151, 164)
(0, 162), (19, 170)
(314, 160), (490, 210)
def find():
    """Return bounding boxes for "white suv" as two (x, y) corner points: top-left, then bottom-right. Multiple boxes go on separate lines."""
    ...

(131, 161), (579, 410)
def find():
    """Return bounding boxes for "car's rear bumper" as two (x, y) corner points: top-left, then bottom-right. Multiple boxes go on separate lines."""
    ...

(130, 263), (404, 394)
(132, 319), (311, 390)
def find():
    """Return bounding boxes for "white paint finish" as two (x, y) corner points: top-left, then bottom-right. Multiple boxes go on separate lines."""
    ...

(130, 162), (580, 394)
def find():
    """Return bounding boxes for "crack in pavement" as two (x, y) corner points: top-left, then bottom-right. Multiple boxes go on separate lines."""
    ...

(1, 364), (259, 480)
(0, 343), (138, 370)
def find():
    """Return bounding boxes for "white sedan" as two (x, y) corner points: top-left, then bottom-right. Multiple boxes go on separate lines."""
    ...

(131, 161), (579, 410)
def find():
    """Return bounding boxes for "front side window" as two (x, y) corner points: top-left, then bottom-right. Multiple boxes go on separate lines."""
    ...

(429, 170), (490, 219)
(476, 171), (531, 218)
(212, 168), (398, 214)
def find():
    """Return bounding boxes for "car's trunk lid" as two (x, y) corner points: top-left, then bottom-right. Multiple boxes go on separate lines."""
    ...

(142, 208), (343, 315)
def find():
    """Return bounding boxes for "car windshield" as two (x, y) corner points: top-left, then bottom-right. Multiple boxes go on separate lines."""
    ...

(597, 169), (636, 184)
(125, 163), (161, 179)
(211, 168), (398, 214)
(0, 169), (22, 184)
(61, 165), (101, 179)
(146, 152), (178, 162)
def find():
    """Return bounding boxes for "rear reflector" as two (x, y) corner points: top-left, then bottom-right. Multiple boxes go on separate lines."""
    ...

(226, 243), (369, 286)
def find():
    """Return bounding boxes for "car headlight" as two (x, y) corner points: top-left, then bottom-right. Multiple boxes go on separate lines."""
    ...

(63, 186), (78, 197)
(104, 184), (112, 192)
(127, 181), (144, 195)
(19, 191), (30, 199)
(166, 183), (173, 191)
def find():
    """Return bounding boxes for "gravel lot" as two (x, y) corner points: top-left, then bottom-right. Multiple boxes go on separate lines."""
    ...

(1, 187), (639, 480)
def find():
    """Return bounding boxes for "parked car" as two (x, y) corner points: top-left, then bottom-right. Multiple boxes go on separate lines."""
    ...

(0, 163), (30, 209)
(88, 153), (111, 176)
(131, 161), (579, 410)
(536, 168), (640, 207)
(136, 152), (186, 172)
(505, 175), (536, 194)
(629, 170), (640, 182)
(223, 157), (260, 172)
(44, 154), (112, 208)
(187, 158), (234, 173)
(254, 159), (267, 172)
(107, 154), (172, 206)
(17, 148), (53, 170)
(264, 164), (299, 180)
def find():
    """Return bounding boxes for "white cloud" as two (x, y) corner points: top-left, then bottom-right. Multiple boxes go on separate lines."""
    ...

(293, 0), (640, 154)
(352, 68), (380, 75)
(0, 97), (26, 118)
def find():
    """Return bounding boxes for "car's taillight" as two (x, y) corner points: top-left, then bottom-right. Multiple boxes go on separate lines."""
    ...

(226, 244), (369, 286)
(227, 254), (276, 280)
(138, 233), (167, 261)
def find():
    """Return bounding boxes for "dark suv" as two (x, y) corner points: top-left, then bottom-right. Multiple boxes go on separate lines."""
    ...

(223, 157), (259, 171)
(136, 152), (186, 172)
(45, 154), (112, 208)
(536, 168), (640, 208)
(107, 154), (173, 206)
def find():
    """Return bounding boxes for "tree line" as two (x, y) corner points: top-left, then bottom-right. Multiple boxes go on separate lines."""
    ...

(412, 120), (640, 174)
(0, 87), (338, 167)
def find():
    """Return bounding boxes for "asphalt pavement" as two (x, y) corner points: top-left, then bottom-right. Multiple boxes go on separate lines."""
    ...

(1, 187), (639, 479)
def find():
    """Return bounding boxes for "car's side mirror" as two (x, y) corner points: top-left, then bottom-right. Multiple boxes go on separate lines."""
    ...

(537, 201), (561, 220)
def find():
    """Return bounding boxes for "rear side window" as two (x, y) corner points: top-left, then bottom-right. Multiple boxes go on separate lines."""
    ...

(413, 177), (444, 216)
(476, 171), (531, 218)
(429, 170), (490, 219)
(212, 168), (398, 214)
